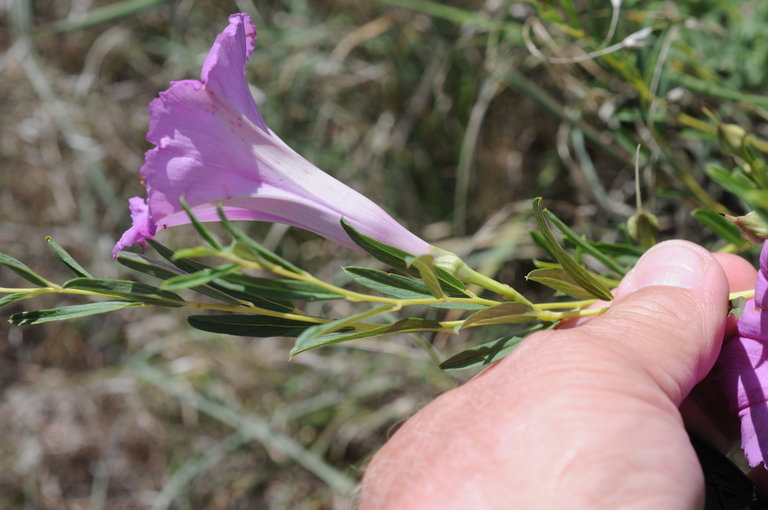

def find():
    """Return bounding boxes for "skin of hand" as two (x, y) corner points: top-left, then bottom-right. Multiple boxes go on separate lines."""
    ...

(360, 240), (758, 510)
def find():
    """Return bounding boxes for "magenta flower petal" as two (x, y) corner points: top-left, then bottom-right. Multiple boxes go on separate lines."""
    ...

(756, 271), (768, 308)
(717, 331), (768, 466)
(737, 299), (768, 341)
(112, 197), (155, 258)
(114, 13), (430, 258)
(715, 241), (768, 468)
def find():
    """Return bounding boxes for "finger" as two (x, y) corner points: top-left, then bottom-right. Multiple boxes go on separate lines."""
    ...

(570, 240), (731, 404)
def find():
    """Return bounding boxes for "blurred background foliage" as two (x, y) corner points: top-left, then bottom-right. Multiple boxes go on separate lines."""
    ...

(1, 0), (767, 508)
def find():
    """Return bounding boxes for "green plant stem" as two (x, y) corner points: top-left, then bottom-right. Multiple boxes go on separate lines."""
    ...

(407, 333), (443, 367)
(217, 251), (504, 308)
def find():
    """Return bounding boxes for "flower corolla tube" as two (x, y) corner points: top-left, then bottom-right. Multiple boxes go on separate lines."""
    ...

(716, 241), (768, 467)
(113, 13), (430, 258)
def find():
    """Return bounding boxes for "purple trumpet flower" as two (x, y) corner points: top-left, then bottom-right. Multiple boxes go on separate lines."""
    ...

(113, 13), (430, 258)
(716, 241), (768, 467)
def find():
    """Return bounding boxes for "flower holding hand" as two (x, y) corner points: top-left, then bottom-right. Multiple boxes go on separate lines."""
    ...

(361, 241), (760, 509)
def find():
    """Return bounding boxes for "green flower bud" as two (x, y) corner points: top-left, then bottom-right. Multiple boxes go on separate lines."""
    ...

(724, 211), (768, 244)
(627, 210), (660, 250)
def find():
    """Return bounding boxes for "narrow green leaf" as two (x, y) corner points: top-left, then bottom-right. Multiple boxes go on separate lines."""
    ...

(705, 165), (754, 196)
(428, 302), (489, 310)
(179, 197), (222, 250)
(147, 240), (208, 274)
(45, 237), (92, 277)
(117, 252), (242, 306)
(0, 253), (51, 287)
(291, 317), (442, 356)
(219, 274), (343, 302)
(526, 268), (595, 299)
(341, 219), (410, 270)
(144, 242), (295, 311)
(173, 246), (223, 259)
(10, 301), (140, 325)
(344, 267), (433, 299)
(544, 210), (629, 276)
(460, 302), (535, 330)
(217, 205), (301, 274)
(0, 293), (32, 308)
(161, 264), (241, 291)
(291, 305), (395, 357)
(588, 242), (644, 259)
(341, 220), (467, 295)
(434, 267), (467, 294)
(406, 254), (446, 299)
(63, 278), (184, 307)
(691, 209), (746, 246)
(440, 335), (525, 370)
(187, 314), (316, 337)
(117, 252), (184, 280)
(532, 198), (613, 301)
(343, 267), (470, 302)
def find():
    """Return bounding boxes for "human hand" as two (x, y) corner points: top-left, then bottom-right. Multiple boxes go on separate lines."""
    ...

(360, 240), (758, 509)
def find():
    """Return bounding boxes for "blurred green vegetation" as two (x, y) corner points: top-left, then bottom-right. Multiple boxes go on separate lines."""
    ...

(1, 0), (767, 508)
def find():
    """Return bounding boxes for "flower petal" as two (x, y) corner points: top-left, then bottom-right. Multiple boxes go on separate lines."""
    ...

(200, 13), (268, 132)
(111, 197), (155, 258)
(114, 13), (430, 257)
(138, 77), (429, 254)
(737, 299), (768, 341)
(739, 404), (768, 467)
(756, 271), (768, 309)
(716, 332), (768, 466)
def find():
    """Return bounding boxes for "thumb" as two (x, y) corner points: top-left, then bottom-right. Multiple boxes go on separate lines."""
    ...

(573, 240), (730, 404)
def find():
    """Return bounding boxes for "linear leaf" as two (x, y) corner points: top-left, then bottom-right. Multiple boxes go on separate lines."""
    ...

(10, 301), (140, 325)
(691, 209), (746, 246)
(544, 210), (629, 276)
(63, 278), (184, 307)
(526, 268), (595, 299)
(705, 165), (754, 196)
(532, 198), (613, 301)
(428, 302), (489, 310)
(187, 314), (316, 337)
(0, 293), (32, 308)
(460, 302), (535, 329)
(440, 335), (525, 370)
(147, 239), (208, 274)
(406, 254), (446, 299)
(145, 242), (296, 311)
(291, 305), (394, 357)
(217, 205), (301, 274)
(117, 252), (242, 305)
(45, 237), (92, 277)
(117, 252), (185, 280)
(291, 317), (442, 356)
(172, 246), (223, 259)
(161, 264), (242, 291)
(588, 242), (644, 259)
(343, 267), (478, 308)
(218, 274), (343, 302)
(344, 267), (433, 298)
(341, 220), (466, 295)
(0, 253), (51, 287)
(179, 197), (222, 250)
(341, 218), (411, 270)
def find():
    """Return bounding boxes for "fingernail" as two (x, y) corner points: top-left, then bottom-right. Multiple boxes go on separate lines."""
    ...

(621, 241), (707, 293)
